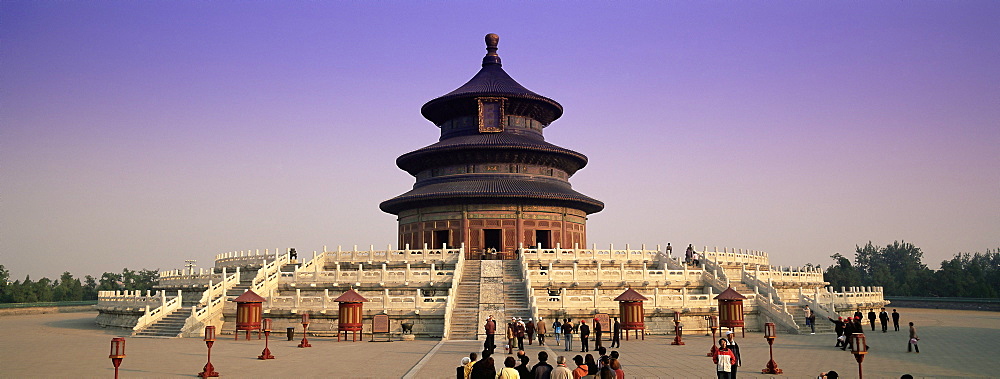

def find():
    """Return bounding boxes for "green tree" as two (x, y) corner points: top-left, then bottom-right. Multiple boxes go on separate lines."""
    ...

(53, 272), (85, 301)
(932, 250), (1000, 297)
(824, 253), (861, 289)
(827, 241), (935, 296)
(98, 272), (123, 292)
(34, 277), (54, 302)
(10, 276), (39, 303)
(0, 265), (10, 302)
(83, 275), (99, 300)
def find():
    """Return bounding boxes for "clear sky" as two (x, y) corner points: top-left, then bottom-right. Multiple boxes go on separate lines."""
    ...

(2, 1), (998, 280)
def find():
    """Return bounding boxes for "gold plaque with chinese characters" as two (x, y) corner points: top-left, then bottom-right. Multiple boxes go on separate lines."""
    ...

(477, 97), (506, 132)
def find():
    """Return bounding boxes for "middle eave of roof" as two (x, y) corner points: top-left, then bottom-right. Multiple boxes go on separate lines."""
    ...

(420, 64), (563, 126)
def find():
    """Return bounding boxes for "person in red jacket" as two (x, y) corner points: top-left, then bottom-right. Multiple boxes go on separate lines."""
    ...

(712, 338), (738, 379)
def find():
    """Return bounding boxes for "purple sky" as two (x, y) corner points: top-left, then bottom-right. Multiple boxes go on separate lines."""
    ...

(2, 2), (998, 280)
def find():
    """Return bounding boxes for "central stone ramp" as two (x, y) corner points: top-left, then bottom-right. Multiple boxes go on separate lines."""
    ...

(444, 260), (535, 341)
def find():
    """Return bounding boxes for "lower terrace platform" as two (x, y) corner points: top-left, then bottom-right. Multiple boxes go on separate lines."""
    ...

(1, 307), (992, 378)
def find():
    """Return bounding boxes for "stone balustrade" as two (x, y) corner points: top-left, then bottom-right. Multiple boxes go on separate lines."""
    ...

(156, 267), (240, 290)
(531, 287), (730, 312)
(322, 245), (463, 264)
(525, 266), (702, 285)
(157, 271), (224, 287)
(266, 289), (447, 311)
(214, 249), (284, 268)
(827, 286), (887, 309)
(700, 247), (770, 266)
(521, 244), (663, 263)
(97, 290), (167, 309)
(281, 267), (454, 286)
(748, 266), (826, 285)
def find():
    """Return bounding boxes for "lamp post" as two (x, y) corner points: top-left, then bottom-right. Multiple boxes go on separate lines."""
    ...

(109, 337), (125, 379)
(258, 318), (275, 360)
(706, 316), (719, 357)
(851, 333), (868, 379)
(198, 326), (219, 377)
(670, 311), (685, 345)
(761, 322), (782, 374)
(298, 313), (312, 348)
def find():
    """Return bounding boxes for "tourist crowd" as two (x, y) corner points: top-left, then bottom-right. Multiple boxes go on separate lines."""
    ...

(468, 307), (920, 378)
(464, 315), (628, 378)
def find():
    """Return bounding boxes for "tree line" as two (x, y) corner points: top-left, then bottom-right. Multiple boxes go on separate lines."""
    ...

(824, 241), (1000, 298)
(0, 265), (158, 303)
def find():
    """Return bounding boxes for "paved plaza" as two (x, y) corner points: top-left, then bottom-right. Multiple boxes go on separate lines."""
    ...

(0, 307), (994, 378)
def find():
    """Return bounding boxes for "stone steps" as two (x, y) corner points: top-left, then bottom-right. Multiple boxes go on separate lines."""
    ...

(446, 260), (483, 340)
(134, 310), (188, 337)
(140, 269), (261, 338)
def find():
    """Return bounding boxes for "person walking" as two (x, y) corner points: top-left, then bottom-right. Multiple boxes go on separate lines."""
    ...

(593, 318), (603, 350)
(842, 317), (858, 351)
(610, 317), (621, 348)
(807, 309), (817, 334)
(579, 320), (591, 352)
(516, 317), (526, 351)
(685, 244), (695, 265)
(484, 316), (497, 353)
(526, 318), (536, 346)
(803, 307), (813, 334)
(879, 308), (889, 333)
(536, 317), (547, 346)
(828, 316), (845, 347)
(507, 318), (518, 354)
(867, 309), (877, 332)
(892, 309), (901, 331)
(712, 338), (737, 379)
(908, 322), (920, 353)
(553, 319), (563, 346)
(563, 319), (574, 351)
(725, 331), (741, 378)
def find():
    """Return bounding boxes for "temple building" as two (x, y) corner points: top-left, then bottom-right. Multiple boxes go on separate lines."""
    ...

(380, 34), (603, 256)
(96, 34), (887, 341)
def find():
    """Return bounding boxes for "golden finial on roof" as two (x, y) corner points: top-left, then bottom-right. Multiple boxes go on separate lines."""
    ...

(485, 33), (499, 55)
(483, 33), (502, 66)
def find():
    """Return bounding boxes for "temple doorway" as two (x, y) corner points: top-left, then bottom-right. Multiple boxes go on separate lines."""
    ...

(433, 230), (450, 249)
(535, 230), (552, 249)
(483, 229), (502, 251)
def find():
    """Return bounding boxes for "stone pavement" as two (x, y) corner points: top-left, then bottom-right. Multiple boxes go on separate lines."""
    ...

(0, 307), (993, 378)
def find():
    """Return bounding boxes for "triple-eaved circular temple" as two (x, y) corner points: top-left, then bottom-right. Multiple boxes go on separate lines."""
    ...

(380, 33), (603, 255)
(96, 34), (886, 343)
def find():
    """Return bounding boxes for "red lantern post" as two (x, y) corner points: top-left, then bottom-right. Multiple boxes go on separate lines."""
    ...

(109, 337), (125, 379)
(761, 322), (783, 374)
(198, 326), (219, 377)
(852, 333), (868, 379)
(670, 311), (685, 345)
(706, 316), (719, 357)
(258, 318), (275, 360)
(298, 313), (312, 348)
